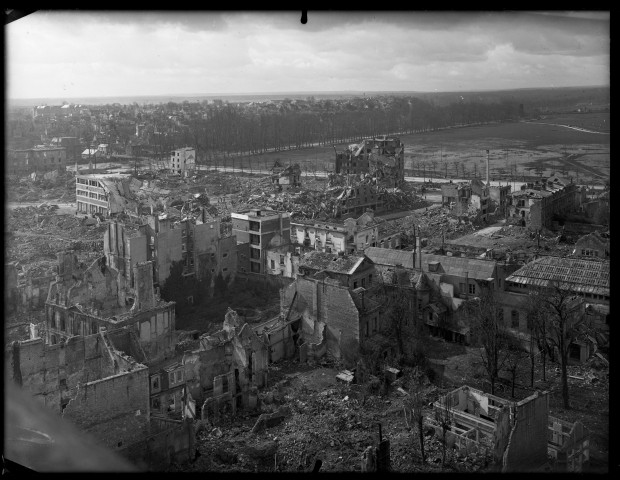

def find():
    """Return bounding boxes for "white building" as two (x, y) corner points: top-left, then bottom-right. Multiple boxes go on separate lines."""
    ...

(169, 147), (196, 175)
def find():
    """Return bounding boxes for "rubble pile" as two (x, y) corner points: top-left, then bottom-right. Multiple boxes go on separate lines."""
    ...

(182, 361), (493, 473)
(225, 175), (428, 221)
(8, 172), (76, 203)
(7, 207), (106, 270)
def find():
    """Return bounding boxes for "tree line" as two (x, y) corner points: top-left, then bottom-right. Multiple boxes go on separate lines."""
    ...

(163, 96), (521, 162)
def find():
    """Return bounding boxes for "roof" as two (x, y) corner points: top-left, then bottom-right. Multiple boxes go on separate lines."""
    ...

(364, 247), (416, 269)
(421, 253), (497, 281)
(505, 256), (609, 296)
(299, 251), (366, 275)
(510, 189), (553, 199)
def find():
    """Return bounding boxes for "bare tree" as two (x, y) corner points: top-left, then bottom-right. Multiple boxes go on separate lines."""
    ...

(503, 336), (528, 398)
(404, 388), (426, 464)
(462, 287), (511, 395)
(434, 394), (453, 466)
(376, 268), (416, 358)
(528, 280), (591, 409)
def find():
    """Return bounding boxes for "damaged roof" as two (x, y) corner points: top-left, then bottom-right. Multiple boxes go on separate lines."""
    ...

(299, 251), (367, 275)
(421, 253), (497, 281)
(506, 256), (609, 296)
(364, 247), (416, 270)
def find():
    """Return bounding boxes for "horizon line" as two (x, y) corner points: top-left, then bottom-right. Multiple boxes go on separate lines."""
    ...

(8, 85), (610, 102)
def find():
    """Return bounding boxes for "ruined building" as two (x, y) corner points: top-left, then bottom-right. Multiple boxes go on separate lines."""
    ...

(507, 178), (586, 230)
(441, 179), (491, 221)
(76, 173), (141, 216)
(279, 273), (383, 367)
(169, 147), (196, 176)
(180, 309), (269, 422)
(297, 251), (375, 290)
(431, 385), (589, 472)
(104, 209), (236, 289)
(6, 326), (195, 470)
(334, 183), (385, 218)
(45, 251), (176, 364)
(7, 146), (67, 176)
(271, 162), (302, 191)
(6, 329), (152, 453)
(232, 208), (290, 274)
(291, 211), (379, 255)
(335, 136), (405, 188)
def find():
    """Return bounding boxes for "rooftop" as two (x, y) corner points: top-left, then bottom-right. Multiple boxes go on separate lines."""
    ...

(506, 255), (609, 296)
(299, 251), (366, 275)
(364, 247), (416, 270)
(422, 253), (497, 281)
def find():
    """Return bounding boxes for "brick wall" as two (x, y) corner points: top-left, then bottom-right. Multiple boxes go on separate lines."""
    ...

(119, 418), (194, 470)
(63, 366), (150, 450)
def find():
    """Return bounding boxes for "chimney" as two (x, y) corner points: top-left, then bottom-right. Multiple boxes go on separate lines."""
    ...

(486, 149), (490, 186)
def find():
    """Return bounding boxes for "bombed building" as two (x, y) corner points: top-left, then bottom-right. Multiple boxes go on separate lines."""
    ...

(45, 251), (176, 364)
(335, 136), (405, 188)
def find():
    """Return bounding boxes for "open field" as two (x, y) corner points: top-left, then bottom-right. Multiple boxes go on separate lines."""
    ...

(536, 112), (610, 133)
(189, 114), (609, 186)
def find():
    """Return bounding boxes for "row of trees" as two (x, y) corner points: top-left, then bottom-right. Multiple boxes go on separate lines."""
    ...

(177, 97), (521, 162)
(464, 280), (594, 409)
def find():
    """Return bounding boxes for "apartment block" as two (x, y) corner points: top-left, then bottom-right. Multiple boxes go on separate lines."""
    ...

(231, 209), (290, 274)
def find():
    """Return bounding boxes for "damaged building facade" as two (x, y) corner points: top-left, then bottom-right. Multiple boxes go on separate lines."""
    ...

(6, 326), (195, 470)
(104, 209), (236, 289)
(271, 162), (302, 191)
(76, 173), (141, 216)
(169, 147), (196, 176)
(441, 179), (491, 221)
(507, 178), (586, 230)
(431, 385), (589, 472)
(45, 251), (176, 364)
(180, 309), (269, 421)
(335, 136), (405, 188)
(7, 146), (67, 176)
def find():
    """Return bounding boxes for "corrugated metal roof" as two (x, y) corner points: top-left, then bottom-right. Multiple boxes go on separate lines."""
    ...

(506, 256), (609, 296)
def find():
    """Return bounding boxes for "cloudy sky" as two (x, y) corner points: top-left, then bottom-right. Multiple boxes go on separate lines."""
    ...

(6, 10), (610, 99)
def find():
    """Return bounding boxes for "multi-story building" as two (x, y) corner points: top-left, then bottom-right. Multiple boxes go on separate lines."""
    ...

(45, 251), (176, 363)
(470, 178), (490, 221)
(232, 209), (290, 274)
(104, 210), (236, 288)
(7, 146), (67, 175)
(169, 147), (196, 175)
(507, 188), (552, 224)
(335, 136), (405, 187)
(489, 184), (511, 210)
(530, 183), (584, 230)
(75, 173), (140, 216)
(441, 182), (472, 215)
